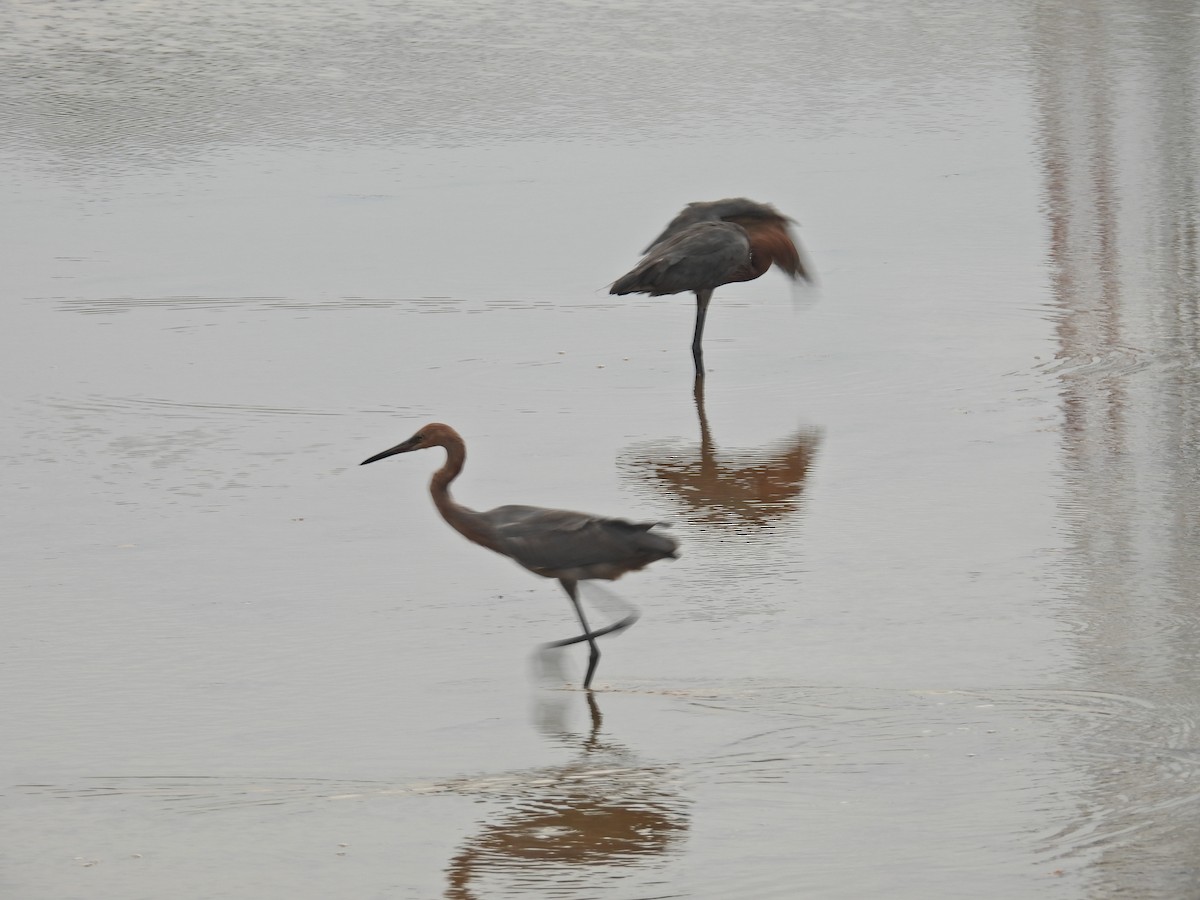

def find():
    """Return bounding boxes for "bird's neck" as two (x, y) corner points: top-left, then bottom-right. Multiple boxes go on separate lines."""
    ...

(428, 441), (500, 552)
(429, 439), (466, 516)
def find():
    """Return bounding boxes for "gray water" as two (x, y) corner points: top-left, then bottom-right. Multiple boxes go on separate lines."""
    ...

(3, 1), (1199, 897)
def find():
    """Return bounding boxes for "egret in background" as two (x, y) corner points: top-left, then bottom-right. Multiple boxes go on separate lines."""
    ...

(360, 423), (679, 689)
(610, 198), (813, 376)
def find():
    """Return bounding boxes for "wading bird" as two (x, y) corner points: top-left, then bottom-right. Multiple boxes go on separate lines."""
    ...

(610, 198), (812, 376)
(360, 423), (679, 689)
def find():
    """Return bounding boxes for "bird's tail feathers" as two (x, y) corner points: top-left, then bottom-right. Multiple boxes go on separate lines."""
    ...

(610, 267), (653, 296)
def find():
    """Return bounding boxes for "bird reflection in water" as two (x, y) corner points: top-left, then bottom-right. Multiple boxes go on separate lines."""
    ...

(620, 377), (822, 528)
(444, 693), (689, 899)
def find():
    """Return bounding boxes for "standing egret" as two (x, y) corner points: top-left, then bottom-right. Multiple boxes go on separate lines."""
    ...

(610, 198), (812, 375)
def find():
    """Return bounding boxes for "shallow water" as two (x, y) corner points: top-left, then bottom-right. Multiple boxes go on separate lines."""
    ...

(3, 1), (1200, 897)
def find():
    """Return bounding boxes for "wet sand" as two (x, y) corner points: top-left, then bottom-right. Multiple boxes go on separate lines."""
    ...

(3, 1), (1199, 897)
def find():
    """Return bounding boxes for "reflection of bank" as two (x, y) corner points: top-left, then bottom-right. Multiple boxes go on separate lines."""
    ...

(618, 376), (822, 529)
(444, 694), (688, 899)
(1033, 2), (1200, 895)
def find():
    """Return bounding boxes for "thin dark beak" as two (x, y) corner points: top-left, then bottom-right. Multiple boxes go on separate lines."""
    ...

(360, 437), (420, 466)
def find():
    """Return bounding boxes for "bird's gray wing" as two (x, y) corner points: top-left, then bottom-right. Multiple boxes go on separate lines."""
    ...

(643, 201), (724, 251)
(611, 222), (751, 297)
(482, 505), (677, 578)
(643, 198), (782, 251)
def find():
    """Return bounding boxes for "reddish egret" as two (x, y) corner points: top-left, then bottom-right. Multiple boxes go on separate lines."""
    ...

(360, 423), (678, 689)
(610, 198), (812, 376)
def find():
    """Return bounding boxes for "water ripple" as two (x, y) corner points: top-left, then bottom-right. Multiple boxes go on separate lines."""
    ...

(42, 393), (403, 420)
(51, 295), (468, 315)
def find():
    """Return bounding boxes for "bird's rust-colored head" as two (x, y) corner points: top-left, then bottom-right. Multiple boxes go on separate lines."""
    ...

(360, 422), (461, 466)
(736, 217), (808, 282)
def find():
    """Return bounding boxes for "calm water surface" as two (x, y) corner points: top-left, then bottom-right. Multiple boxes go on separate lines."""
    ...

(2, 1), (1199, 897)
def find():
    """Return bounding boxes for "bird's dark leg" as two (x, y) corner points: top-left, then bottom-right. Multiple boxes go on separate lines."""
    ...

(561, 579), (601, 690)
(692, 288), (713, 377)
(542, 614), (639, 647)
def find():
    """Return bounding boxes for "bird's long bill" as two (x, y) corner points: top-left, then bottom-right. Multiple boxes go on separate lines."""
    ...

(360, 436), (421, 466)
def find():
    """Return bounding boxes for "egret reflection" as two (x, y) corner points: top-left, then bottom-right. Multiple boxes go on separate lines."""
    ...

(444, 693), (689, 899)
(619, 377), (822, 528)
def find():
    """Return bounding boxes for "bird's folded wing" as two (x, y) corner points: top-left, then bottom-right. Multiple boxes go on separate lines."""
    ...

(612, 222), (750, 296)
(486, 505), (674, 572)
